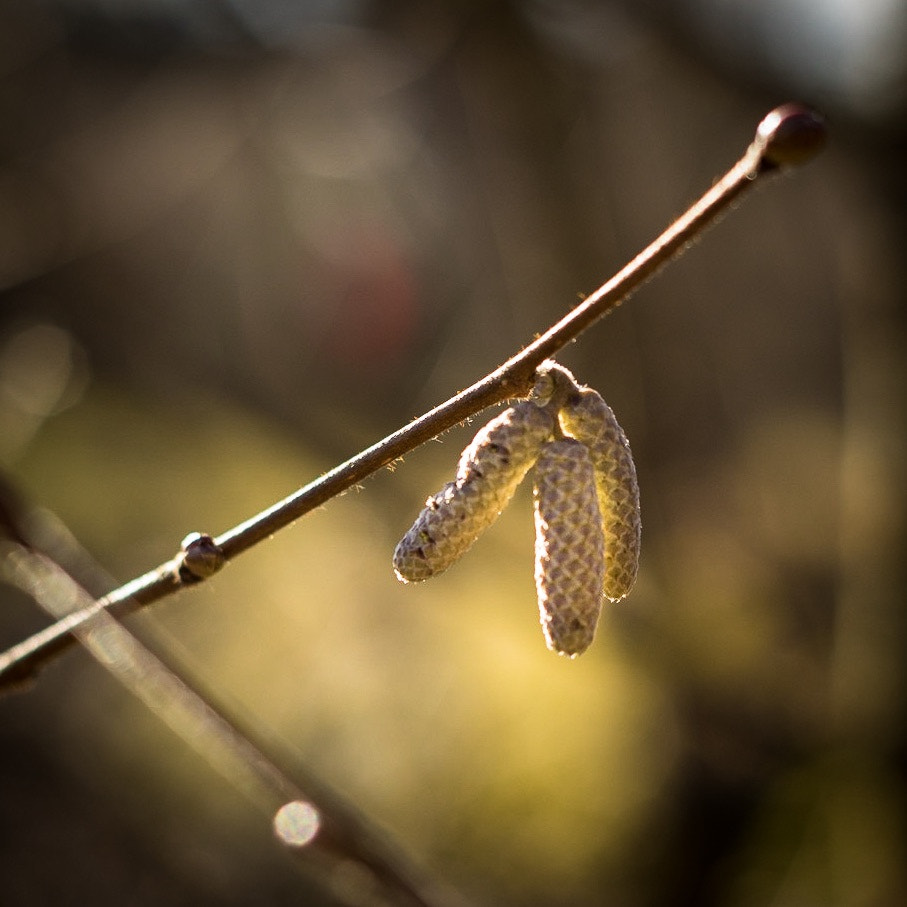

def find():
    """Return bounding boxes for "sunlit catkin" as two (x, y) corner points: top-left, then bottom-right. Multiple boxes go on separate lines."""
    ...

(559, 388), (641, 600)
(393, 401), (554, 582)
(533, 439), (606, 657)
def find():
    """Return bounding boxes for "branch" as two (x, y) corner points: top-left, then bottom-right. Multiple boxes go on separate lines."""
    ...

(0, 538), (460, 907)
(0, 103), (826, 692)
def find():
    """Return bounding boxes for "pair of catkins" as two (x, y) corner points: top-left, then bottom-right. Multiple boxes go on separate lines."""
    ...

(393, 361), (641, 657)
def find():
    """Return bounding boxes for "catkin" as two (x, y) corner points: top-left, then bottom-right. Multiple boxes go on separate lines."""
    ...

(393, 401), (554, 582)
(559, 388), (641, 601)
(534, 439), (606, 657)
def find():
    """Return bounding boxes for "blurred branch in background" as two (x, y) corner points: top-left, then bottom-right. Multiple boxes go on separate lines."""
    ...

(0, 561), (453, 907)
(0, 480), (463, 906)
(1, 1), (905, 906)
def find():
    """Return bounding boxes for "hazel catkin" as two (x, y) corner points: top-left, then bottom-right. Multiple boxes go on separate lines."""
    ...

(393, 401), (554, 582)
(559, 388), (641, 601)
(533, 439), (606, 657)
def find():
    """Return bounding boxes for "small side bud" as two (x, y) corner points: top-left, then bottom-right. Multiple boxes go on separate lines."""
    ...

(559, 389), (641, 601)
(530, 360), (583, 409)
(177, 532), (225, 583)
(534, 439), (606, 657)
(394, 401), (553, 582)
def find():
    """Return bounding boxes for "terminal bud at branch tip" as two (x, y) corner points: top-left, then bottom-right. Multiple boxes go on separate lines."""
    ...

(755, 103), (827, 169)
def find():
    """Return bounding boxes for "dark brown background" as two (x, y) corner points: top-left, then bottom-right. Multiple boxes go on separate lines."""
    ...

(2, 1), (905, 904)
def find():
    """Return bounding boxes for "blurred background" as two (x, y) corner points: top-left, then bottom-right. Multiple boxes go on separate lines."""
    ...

(1, 0), (905, 904)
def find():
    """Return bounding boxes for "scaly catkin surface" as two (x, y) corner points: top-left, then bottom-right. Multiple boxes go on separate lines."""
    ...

(534, 439), (606, 657)
(559, 388), (641, 601)
(394, 401), (553, 582)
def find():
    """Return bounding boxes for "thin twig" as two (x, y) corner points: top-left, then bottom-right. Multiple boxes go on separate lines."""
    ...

(0, 103), (825, 692)
(0, 539), (461, 907)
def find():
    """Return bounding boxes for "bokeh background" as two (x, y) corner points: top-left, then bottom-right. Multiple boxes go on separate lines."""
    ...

(1, 1), (905, 904)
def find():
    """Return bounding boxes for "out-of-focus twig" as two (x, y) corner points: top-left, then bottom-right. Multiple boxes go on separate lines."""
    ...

(0, 528), (463, 907)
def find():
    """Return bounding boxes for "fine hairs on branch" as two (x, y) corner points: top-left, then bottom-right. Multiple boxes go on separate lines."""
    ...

(0, 103), (826, 690)
(0, 104), (826, 899)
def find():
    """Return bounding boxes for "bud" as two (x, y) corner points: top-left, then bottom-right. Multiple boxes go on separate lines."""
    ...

(559, 389), (641, 600)
(534, 439), (606, 657)
(394, 401), (553, 582)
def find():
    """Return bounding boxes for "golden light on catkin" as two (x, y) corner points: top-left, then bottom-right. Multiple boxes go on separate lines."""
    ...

(394, 361), (641, 658)
(393, 401), (554, 582)
(533, 439), (606, 657)
(559, 388), (641, 601)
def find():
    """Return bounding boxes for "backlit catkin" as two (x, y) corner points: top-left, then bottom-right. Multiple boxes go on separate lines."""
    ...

(534, 439), (606, 657)
(559, 388), (641, 601)
(393, 401), (554, 582)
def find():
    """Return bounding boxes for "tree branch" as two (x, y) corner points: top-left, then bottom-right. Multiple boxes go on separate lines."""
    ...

(0, 540), (460, 907)
(0, 103), (826, 692)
